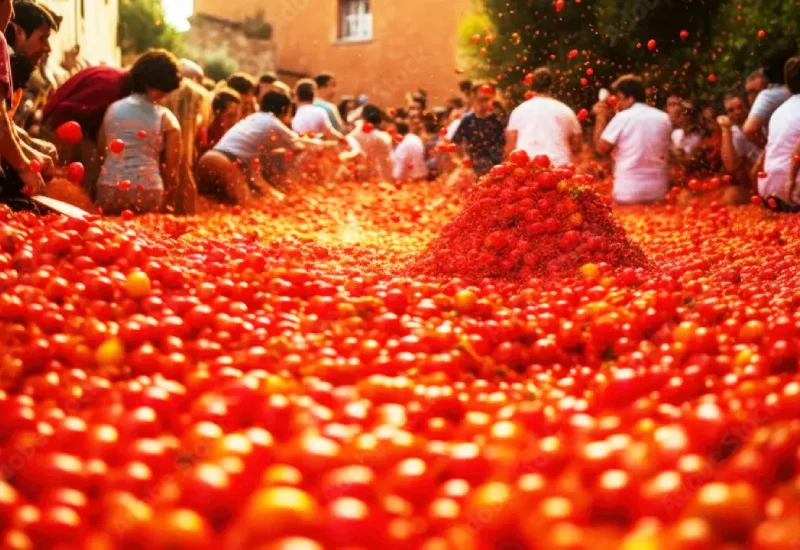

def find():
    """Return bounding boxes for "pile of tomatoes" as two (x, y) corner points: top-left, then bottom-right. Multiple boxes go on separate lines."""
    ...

(1, 161), (800, 549)
(415, 152), (645, 280)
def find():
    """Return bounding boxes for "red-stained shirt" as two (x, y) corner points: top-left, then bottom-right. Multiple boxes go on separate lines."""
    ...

(41, 66), (129, 140)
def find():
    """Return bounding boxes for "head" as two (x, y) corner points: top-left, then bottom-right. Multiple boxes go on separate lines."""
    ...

(295, 78), (317, 104)
(7, 0), (58, 66)
(745, 69), (768, 106)
(395, 120), (410, 137)
(260, 89), (293, 126)
(258, 72), (277, 101)
(458, 79), (472, 99)
(314, 72), (337, 102)
(178, 58), (204, 84)
(129, 49), (182, 103)
(338, 95), (356, 118)
(723, 90), (749, 126)
(786, 56), (800, 95)
(471, 82), (494, 116)
(665, 94), (684, 125)
(611, 74), (646, 111)
(362, 104), (382, 127)
(212, 87), (242, 129)
(698, 102), (720, 134)
(761, 41), (798, 84)
(202, 77), (216, 92)
(226, 72), (257, 117)
(273, 80), (292, 99)
(529, 67), (554, 94)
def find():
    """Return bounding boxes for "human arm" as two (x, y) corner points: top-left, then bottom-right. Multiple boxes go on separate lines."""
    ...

(717, 116), (741, 173)
(786, 137), (800, 203)
(0, 89), (43, 196)
(160, 112), (182, 209)
(592, 101), (614, 156)
(503, 129), (518, 160)
(750, 151), (765, 193)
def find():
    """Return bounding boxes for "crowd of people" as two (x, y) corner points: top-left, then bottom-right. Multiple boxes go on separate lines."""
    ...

(0, 0), (799, 217)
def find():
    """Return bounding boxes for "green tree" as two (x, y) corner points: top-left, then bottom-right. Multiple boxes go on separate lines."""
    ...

(118, 0), (185, 56)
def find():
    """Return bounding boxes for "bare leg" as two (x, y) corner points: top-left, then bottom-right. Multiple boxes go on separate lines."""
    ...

(196, 151), (250, 205)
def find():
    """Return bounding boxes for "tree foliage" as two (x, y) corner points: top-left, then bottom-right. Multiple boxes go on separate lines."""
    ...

(119, 0), (185, 56)
(463, 0), (799, 107)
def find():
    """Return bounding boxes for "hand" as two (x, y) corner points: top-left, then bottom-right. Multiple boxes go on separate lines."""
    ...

(592, 101), (611, 118)
(717, 115), (732, 129)
(19, 167), (45, 197)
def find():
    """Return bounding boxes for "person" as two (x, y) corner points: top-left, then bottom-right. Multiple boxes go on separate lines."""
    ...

(743, 43), (796, 146)
(451, 83), (506, 176)
(593, 74), (672, 204)
(392, 119), (428, 182)
(226, 72), (257, 119)
(198, 87), (240, 156)
(745, 69), (768, 107)
(6, 0), (55, 67)
(94, 50), (182, 214)
(196, 90), (312, 204)
(717, 90), (762, 179)
(314, 72), (344, 132)
(505, 67), (582, 167)
(346, 104), (393, 182)
(178, 58), (204, 84)
(292, 78), (344, 140)
(163, 78), (210, 214)
(760, 56), (800, 209)
(0, 0), (46, 211)
(257, 72), (277, 102)
(338, 95), (356, 127)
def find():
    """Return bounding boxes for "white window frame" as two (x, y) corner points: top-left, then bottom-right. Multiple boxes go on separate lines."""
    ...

(338, 0), (373, 42)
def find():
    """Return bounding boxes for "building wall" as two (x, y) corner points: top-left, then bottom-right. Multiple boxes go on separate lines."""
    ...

(194, 0), (472, 108)
(42, 0), (121, 67)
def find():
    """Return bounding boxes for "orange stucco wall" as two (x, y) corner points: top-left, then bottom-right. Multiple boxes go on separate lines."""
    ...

(194, 0), (473, 108)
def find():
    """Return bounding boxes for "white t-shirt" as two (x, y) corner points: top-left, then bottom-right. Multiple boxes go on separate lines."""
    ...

(601, 102), (672, 204)
(761, 94), (800, 203)
(748, 85), (792, 131)
(215, 112), (298, 162)
(731, 125), (762, 166)
(507, 96), (581, 167)
(292, 104), (333, 135)
(392, 133), (428, 181)
(671, 128), (702, 156)
(347, 121), (394, 182)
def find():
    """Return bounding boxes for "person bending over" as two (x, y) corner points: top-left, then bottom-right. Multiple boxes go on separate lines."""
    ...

(593, 74), (672, 205)
(94, 50), (182, 215)
(197, 90), (318, 205)
(226, 72), (257, 119)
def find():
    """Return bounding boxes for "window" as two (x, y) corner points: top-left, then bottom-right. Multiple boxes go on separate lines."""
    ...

(339, 0), (372, 42)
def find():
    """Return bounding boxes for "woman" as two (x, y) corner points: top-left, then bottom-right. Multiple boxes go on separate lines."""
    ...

(163, 78), (210, 215)
(94, 50), (182, 215)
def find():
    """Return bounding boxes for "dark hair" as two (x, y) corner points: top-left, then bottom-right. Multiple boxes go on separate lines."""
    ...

(129, 49), (181, 94)
(747, 69), (767, 84)
(786, 56), (800, 94)
(212, 88), (241, 113)
(458, 79), (472, 95)
(202, 77), (216, 91)
(361, 104), (382, 126)
(723, 88), (748, 104)
(295, 78), (316, 102)
(762, 41), (798, 84)
(612, 74), (647, 103)
(259, 72), (277, 85)
(530, 67), (554, 93)
(10, 54), (34, 92)
(260, 90), (292, 116)
(315, 72), (335, 88)
(226, 72), (257, 96)
(395, 120), (410, 136)
(7, 0), (59, 46)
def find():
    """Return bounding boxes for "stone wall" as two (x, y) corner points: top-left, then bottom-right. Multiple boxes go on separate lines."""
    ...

(185, 13), (277, 80)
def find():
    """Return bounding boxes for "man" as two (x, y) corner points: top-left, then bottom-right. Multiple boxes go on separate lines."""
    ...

(593, 74), (672, 204)
(451, 83), (506, 176)
(292, 78), (343, 141)
(505, 67), (582, 167)
(258, 72), (277, 103)
(745, 69), (768, 107)
(314, 72), (344, 132)
(743, 43), (796, 146)
(392, 118), (428, 182)
(226, 72), (257, 119)
(717, 90), (762, 178)
(346, 104), (393, 182)
(760, 56), (800, 209)
(198, 87), (240, 155)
